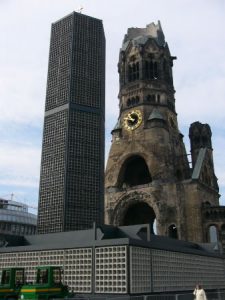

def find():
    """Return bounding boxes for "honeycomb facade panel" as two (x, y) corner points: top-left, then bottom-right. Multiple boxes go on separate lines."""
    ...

(0, 248), (92, 293)
(130, 246), (152, 294)
(64, 248), (92, 293)
(95, 246), (128, 294)
(152, 249), (225, 292)
(37, 12), (105, 233)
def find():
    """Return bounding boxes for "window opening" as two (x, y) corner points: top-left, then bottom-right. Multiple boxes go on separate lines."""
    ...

(208, 225), (218, 243)
(37, 269), (48, 284)
(1, 270), (10, 285)
(123, 202), (156, 234)
(119, 156), (152, 187)
(168, 224), (178, 239)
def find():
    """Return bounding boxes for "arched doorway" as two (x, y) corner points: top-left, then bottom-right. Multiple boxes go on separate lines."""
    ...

(168, 224), (178, 239)
(118, 156), (152, 187)
(208, 225), (218, 243)
(122, 202), (156, 234)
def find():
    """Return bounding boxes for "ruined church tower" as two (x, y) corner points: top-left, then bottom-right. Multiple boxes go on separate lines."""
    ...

(105, 22), (220, 243)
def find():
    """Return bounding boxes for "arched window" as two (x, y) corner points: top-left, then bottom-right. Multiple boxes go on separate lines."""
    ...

(149, 61), (154, 79)
(131, 97), (135, 105)
(123, 202), (156, 234)
(221, 224), (225, 236)
(118, 156), (152, 187)
(203, 201), (211, 207)
(147, 94), (156, 103)
(202, 136), (208, 145)
(145, 60), (158, 79)
(176, 169), (182, 181)
(193, 136), (200, 146)
(127, 96), (140, 107)
(163, 59), (167, 71)
(128, 62), (139, 82)
(208, 225), (218, 243)
(154, 62), (158, 78)
(163, 59), (172, 84)
(128, 65), (132, 82)
(168, 224), (178, 239)
(157, 94), (160, 103)
(205, 211), (210, 219)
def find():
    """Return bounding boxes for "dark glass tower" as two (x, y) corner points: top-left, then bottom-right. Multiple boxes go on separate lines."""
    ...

(37, 12), (105, 233)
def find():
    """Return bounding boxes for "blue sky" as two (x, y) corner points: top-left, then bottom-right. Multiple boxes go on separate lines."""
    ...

(0, 0), (225, 211)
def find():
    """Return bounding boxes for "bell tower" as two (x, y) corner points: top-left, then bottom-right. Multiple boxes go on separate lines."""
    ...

(105, 22), (190, 238)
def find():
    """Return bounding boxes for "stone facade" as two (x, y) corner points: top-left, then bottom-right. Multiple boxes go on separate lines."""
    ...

(105, 22), (225, 247)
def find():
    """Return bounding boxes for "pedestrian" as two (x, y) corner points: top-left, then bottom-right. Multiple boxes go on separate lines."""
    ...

(193, 284), (207, 300)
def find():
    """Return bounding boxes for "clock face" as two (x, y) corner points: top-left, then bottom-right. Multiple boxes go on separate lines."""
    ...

(123, 110), (142, 131)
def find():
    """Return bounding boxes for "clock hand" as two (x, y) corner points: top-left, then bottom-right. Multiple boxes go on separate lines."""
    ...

(124, 116), (132, 121)
(127, 114), (135, 122)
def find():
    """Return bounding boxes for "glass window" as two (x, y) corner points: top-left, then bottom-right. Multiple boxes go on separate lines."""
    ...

(15, 270), (24, 285)
(53, 268), (61, 284)
(11, 224), (16, 233)
(1, 270), (10, 284)
(37, 269), (48, 284)
(21, 226), (24, 234)
(209, 225), (218, 243)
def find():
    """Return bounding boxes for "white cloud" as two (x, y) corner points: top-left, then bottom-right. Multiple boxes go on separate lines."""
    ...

(177, 76), (225, 127)
(0, 68), (45, 125)
(0, 143), (41, 188)
(0, 177), (38, 188)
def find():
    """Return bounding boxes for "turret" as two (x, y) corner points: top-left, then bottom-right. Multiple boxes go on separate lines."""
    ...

(189, 122), (212, 167)
(189, 121), (218, 191)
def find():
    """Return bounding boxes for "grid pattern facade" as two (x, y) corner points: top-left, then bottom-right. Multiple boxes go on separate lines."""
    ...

(0, 248), (92, 293)
(64, 248), (92, 293)
(38, 110), (68, 233)
(130, 246), (152, 294)
(95, 246), (128, 293)
(0, 246), (225, 294)
(152, 249), (225, 292)
(70, 15), (105, 108)
(0, 222), (36, 236)
(37, 12), (105, 233)
(45, 15), (73, 111)
(65, 110), (103, 230)
(0, 252), (38, 282)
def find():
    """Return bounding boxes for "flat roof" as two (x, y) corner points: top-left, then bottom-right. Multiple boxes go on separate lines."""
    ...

(0, 224), (222, 258)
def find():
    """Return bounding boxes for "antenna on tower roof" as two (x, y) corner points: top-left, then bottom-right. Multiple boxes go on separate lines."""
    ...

(77, 5), (84, 13)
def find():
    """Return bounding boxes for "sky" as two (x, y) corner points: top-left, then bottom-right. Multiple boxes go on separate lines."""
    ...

(0, 0), (225, 212)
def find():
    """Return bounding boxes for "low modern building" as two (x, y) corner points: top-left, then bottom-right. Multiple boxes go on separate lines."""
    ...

(0, 198), (37, 240)
(0, 224), (224, 296)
